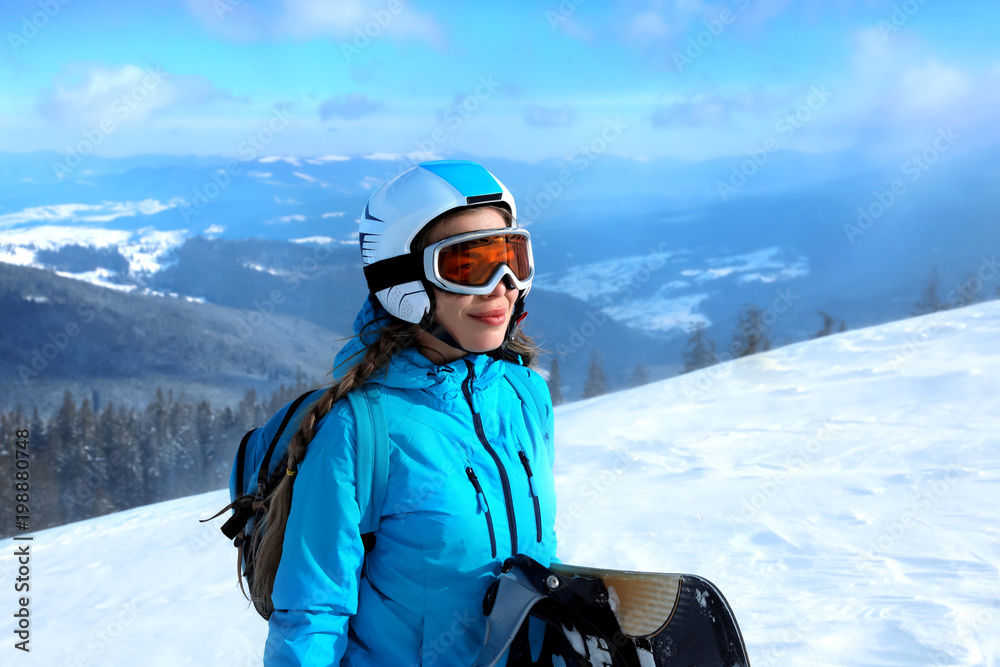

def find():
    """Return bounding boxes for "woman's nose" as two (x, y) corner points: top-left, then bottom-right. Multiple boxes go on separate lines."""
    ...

(491, 275), (514, 296)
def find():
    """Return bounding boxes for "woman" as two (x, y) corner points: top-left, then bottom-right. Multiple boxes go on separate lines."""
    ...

(252, 160), (558, 665)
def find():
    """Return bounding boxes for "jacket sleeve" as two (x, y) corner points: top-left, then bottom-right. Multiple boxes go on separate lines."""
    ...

(264, 408), (365, 666)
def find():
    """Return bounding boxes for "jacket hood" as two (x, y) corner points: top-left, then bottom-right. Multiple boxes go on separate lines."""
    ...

(332, 296), (505, 393)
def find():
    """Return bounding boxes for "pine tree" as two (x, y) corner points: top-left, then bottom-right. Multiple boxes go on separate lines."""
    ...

(731, 304), (770, 358)
(141, 388), (170, 503)
(89, 403), (118, 517)
(582, 349), (608, 399)
(547, 358), (565, 406)
(114, 404), (145, 510)
(216, 405), (237, 449)
(53, 391), (81, 522)
(195, 400), (218, 490)
(29, 407), (60, 530)
(813, 311), (846, 338)
(64, 398), (101, 520)
(237, 388), (260, 433)
(170, 400), (198, 497)
(913, 267), (944, 315)
(0, 410), (13, 535)
(629, 364), (650, 387)
(683, 322), (717, 372)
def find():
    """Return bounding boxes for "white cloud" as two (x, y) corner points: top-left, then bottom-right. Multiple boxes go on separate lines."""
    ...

(361, 151), (431, 162)
(36, 63), (245, 129)
(291, 236), (337, 244)
(800, 29), (1000, 156)
(281, 0), (444, 45)
(186, 0), (444, 47)
(266, 215), (307, 224)
(258, 156), (301, 166)
(848, 31), (974, 119)
(306, 155), (351, 163)
(895, 60), (972, 113)
(293, 171), (317, 182)
(628, 10), (673, 41)
(362, 152), (404, 161)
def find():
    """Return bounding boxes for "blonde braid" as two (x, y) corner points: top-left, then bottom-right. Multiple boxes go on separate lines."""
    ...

(248, 321), (419, 614)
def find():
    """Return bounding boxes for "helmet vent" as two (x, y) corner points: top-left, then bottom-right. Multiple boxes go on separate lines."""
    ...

(466, 193), (503, 205)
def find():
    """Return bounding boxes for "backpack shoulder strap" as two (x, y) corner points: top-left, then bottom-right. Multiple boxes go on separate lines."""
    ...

(346, 384), (389, 535)
(256, 389), (322, 495)
(504, 365), (552, 445)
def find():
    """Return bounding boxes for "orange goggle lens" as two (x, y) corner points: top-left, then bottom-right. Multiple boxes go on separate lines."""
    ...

(436, 233), (531, 287)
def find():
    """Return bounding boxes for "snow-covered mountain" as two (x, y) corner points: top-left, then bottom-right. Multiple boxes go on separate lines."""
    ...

(3, 300), (997, 666)
(3, 145), (999, 348)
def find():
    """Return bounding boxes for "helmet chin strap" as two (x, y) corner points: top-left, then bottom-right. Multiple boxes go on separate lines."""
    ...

(419, 314), (475, 356)
(418, 277), (527, 360)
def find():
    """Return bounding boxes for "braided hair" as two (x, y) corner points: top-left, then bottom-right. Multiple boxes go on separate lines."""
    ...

(249, 318), (419, 610)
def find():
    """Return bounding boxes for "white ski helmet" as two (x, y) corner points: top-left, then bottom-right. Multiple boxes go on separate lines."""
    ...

(360, 160), (519, 324)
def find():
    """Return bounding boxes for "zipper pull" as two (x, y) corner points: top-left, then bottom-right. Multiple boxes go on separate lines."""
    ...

(469, 374), (479, 413)
(518, 451), (538, 497)
(519, 451), (544, 544)
(464, 360), (480, 413)
(466, 467), (488, 512)
(466, 466), (498, 558)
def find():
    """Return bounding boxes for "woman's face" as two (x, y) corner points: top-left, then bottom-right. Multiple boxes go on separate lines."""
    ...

(417, 207), (518, 363)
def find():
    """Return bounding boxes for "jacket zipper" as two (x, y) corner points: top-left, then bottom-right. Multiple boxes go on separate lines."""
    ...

(462, 360), (519, 556)
(518, 450), (543, 543)
(465, 467), (497, 558)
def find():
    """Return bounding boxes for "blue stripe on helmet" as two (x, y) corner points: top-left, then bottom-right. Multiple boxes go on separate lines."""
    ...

(419, 160), (501, 199)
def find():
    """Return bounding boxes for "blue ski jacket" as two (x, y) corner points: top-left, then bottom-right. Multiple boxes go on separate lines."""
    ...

(263, 299), (558, 665)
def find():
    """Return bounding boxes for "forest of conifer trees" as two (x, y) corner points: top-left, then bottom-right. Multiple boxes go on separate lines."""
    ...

(0, 372), (316, 538)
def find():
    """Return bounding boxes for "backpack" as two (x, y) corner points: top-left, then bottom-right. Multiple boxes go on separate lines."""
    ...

(208, 366), (550, 620)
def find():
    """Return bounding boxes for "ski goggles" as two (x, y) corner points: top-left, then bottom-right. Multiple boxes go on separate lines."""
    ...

(422, 228), (533, 296)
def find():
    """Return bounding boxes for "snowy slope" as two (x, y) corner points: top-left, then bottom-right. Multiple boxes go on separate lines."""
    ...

(2, 301), (999, 666)
(0, 224), (187, 287)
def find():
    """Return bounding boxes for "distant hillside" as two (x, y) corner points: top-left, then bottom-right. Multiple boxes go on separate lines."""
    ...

(0, 263), (345, 414)
(3, 146), (998, 401)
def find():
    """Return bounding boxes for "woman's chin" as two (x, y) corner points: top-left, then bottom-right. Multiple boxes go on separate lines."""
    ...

(456, 332), (506, 354)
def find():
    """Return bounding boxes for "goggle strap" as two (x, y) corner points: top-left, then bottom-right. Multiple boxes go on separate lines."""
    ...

(364, 253), (424, 294)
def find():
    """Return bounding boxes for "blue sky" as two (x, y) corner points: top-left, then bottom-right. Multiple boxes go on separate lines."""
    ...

(1, 0), (998, 164)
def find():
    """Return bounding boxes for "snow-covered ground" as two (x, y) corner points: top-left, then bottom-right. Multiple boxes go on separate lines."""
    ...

(535, 247), (810, 335)
(2, 300), (998, 666)
(0, 223), (187, 286)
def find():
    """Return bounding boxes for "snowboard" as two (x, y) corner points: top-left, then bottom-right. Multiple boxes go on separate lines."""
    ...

(474, 554), (750, 666)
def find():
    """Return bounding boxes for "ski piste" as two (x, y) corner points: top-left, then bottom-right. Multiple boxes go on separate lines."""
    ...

(474, 555), (750, 666)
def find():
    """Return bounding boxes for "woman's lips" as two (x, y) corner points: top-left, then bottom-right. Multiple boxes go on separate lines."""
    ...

(468, 309), (507, 326)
